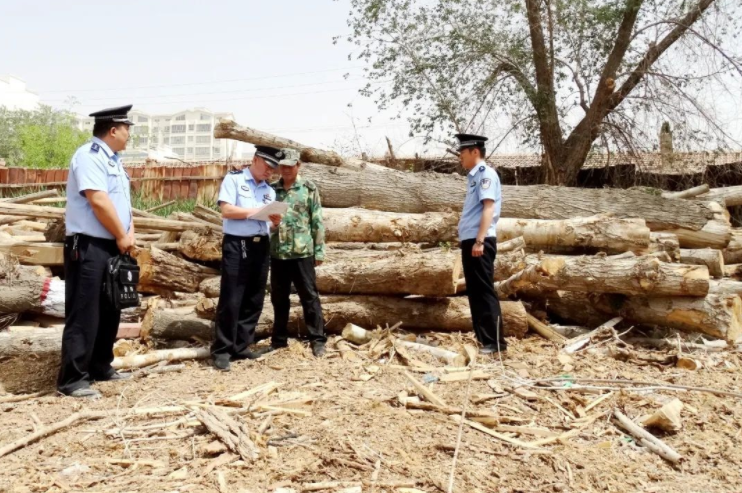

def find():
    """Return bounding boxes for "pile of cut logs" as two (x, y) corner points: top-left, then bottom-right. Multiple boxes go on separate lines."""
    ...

(2, 122), (742, 392)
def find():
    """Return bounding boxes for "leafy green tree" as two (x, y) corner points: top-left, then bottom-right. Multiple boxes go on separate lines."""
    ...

(0, 105), (89, 168)
(341, 0), (742, 184)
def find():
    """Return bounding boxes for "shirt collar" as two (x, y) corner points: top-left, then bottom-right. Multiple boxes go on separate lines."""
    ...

(243, 166), (264, 185)
(468, 159), (487, 177)
(276, 176), (304, 191)
(92, 137), (117, 159)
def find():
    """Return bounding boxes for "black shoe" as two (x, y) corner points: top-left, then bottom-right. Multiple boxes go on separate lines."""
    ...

(91, 371), (132, 382)
(213, 356), (231, 371)
(233, 346), (277, 360)
(311, 343), (326, 358)
(480, 345), (507, 356)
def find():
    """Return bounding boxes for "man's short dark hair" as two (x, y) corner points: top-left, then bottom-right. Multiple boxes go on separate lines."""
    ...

(93, 121), (126, 139)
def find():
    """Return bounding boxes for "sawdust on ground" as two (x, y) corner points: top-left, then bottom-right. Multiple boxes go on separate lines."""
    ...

(0, 333), (741, 493)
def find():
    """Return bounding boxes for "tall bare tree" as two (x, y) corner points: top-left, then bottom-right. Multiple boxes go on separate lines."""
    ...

(340, 0), (742, 184)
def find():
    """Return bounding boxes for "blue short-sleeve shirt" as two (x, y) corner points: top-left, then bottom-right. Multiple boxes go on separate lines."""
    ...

(218, 167), (275, 236)
(65, 137), (132, 239)
(458, 160), (501, 241)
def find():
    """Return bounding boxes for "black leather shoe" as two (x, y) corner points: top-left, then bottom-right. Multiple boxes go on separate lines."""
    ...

(213, 356), (231, 371)
(311, 343), (326, 358)
(233, 346), (276, 360)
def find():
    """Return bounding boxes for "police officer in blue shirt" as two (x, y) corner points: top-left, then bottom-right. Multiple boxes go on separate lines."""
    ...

(57, 105), (136, 398)
(212, 146), (283, 371)
(455, 133), (507, 356)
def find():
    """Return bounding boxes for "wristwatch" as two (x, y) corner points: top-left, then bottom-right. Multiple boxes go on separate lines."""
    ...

(475, 239), (485, 246)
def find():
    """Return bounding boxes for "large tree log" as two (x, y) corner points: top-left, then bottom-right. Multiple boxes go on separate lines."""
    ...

(323, 208), (458, 243)
(0, 203), (214, 232)
(700, 185), (742, 207)
(0, 277), (64, 317)
(489, 253), (708, 297)
(0, 242), (63, 266)
(679, 248), (724, 278)
(593, 294), (742, 342)
(315, 250), (461, 296)
(178, 296), (528, 339)
(179, 229), (222, 262)
(665, 217), (732, 249)
(544, 290), (742, 342)
(215, 120), (346, 168)
(641, 232), (680, 261)
(497, 215), (650, 253)
(722, 231), (742, 265)
(134, 246), (219, 295)
(708, 279), (742, 296)
(298, 162), (722, 233)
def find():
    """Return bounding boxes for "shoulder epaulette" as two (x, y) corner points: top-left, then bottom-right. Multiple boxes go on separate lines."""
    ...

(304, 180), (317, 191)
(90, 143), (100, 153)
(229, 169), (241, 174)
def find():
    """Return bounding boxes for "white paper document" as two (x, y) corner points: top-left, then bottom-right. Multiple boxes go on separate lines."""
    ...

(248, 201), (289, 221)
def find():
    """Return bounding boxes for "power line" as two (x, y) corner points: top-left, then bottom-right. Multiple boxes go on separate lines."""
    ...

(37, 65), (366, 93)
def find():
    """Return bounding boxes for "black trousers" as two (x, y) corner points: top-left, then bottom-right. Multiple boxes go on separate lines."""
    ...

(460, 237), (507, 350)
(270, 256), (326, 347)
(57, 235), (121, 394)
(212, 234), (270, 358)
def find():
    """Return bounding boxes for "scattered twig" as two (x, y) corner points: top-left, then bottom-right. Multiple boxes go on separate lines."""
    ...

(0, 411), (107, 459)
(534, 377), (742, 399)
(613, 409), (682, 464)
(447, 352), (476, 493)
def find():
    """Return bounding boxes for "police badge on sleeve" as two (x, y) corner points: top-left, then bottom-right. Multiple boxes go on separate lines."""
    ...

(481, 178), (492, 190)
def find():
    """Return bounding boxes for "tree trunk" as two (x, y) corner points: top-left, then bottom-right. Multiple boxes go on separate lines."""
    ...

(490, 253), (708, 297)
(708, 279), (742, 296)
(134, 246), (219, 295)
(0, 242), (63, 266)
(497, 215), (649, 252)
(722, 231), (742, 264)
(700, 185), (742, 207)
(0, 278), (64, 317)
(0, 202), (212, 232)
(541, 291), (620, 330)
(315, 250), (461, 297)
(642, 232), (680, 261)
(189, 295), (528, 339)
(179, 229), (223, 262)
(679, 248), (724, 278)
(323, 208), (458, 243)
(665, 217), (732, 249)
(214, 120), (347, 168)
(298, 162), (721, 233)
(593, 294), (742, 342)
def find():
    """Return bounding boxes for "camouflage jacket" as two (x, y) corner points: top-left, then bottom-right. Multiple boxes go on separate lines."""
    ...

(270, 177), (325, 261)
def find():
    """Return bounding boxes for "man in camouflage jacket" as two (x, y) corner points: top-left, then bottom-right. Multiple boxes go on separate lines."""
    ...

(267, 148), (327, 357)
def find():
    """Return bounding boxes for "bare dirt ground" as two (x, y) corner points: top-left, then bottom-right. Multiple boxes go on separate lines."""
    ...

(1, 332), (741, 493)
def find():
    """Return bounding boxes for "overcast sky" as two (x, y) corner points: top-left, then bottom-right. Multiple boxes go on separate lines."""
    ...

(1, 0), (740, 158)
(0, 0), (424, 157)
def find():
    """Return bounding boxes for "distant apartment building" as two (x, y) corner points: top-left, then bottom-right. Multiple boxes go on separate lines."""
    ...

(0, 75), (40, 111)
(77, 107), (241, 162)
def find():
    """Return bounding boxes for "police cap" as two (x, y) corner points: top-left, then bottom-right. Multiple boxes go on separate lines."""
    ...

(455, 133), (488, 151)
(89, 105), (135, 125)
(255, 145), (283, 169)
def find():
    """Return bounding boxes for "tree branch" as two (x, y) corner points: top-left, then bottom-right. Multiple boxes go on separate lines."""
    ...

(609, 0), (718, 112)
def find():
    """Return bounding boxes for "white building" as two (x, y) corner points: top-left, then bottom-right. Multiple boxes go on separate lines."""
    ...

(0, 75), (40, 111)
(77, 107), (241, 162)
